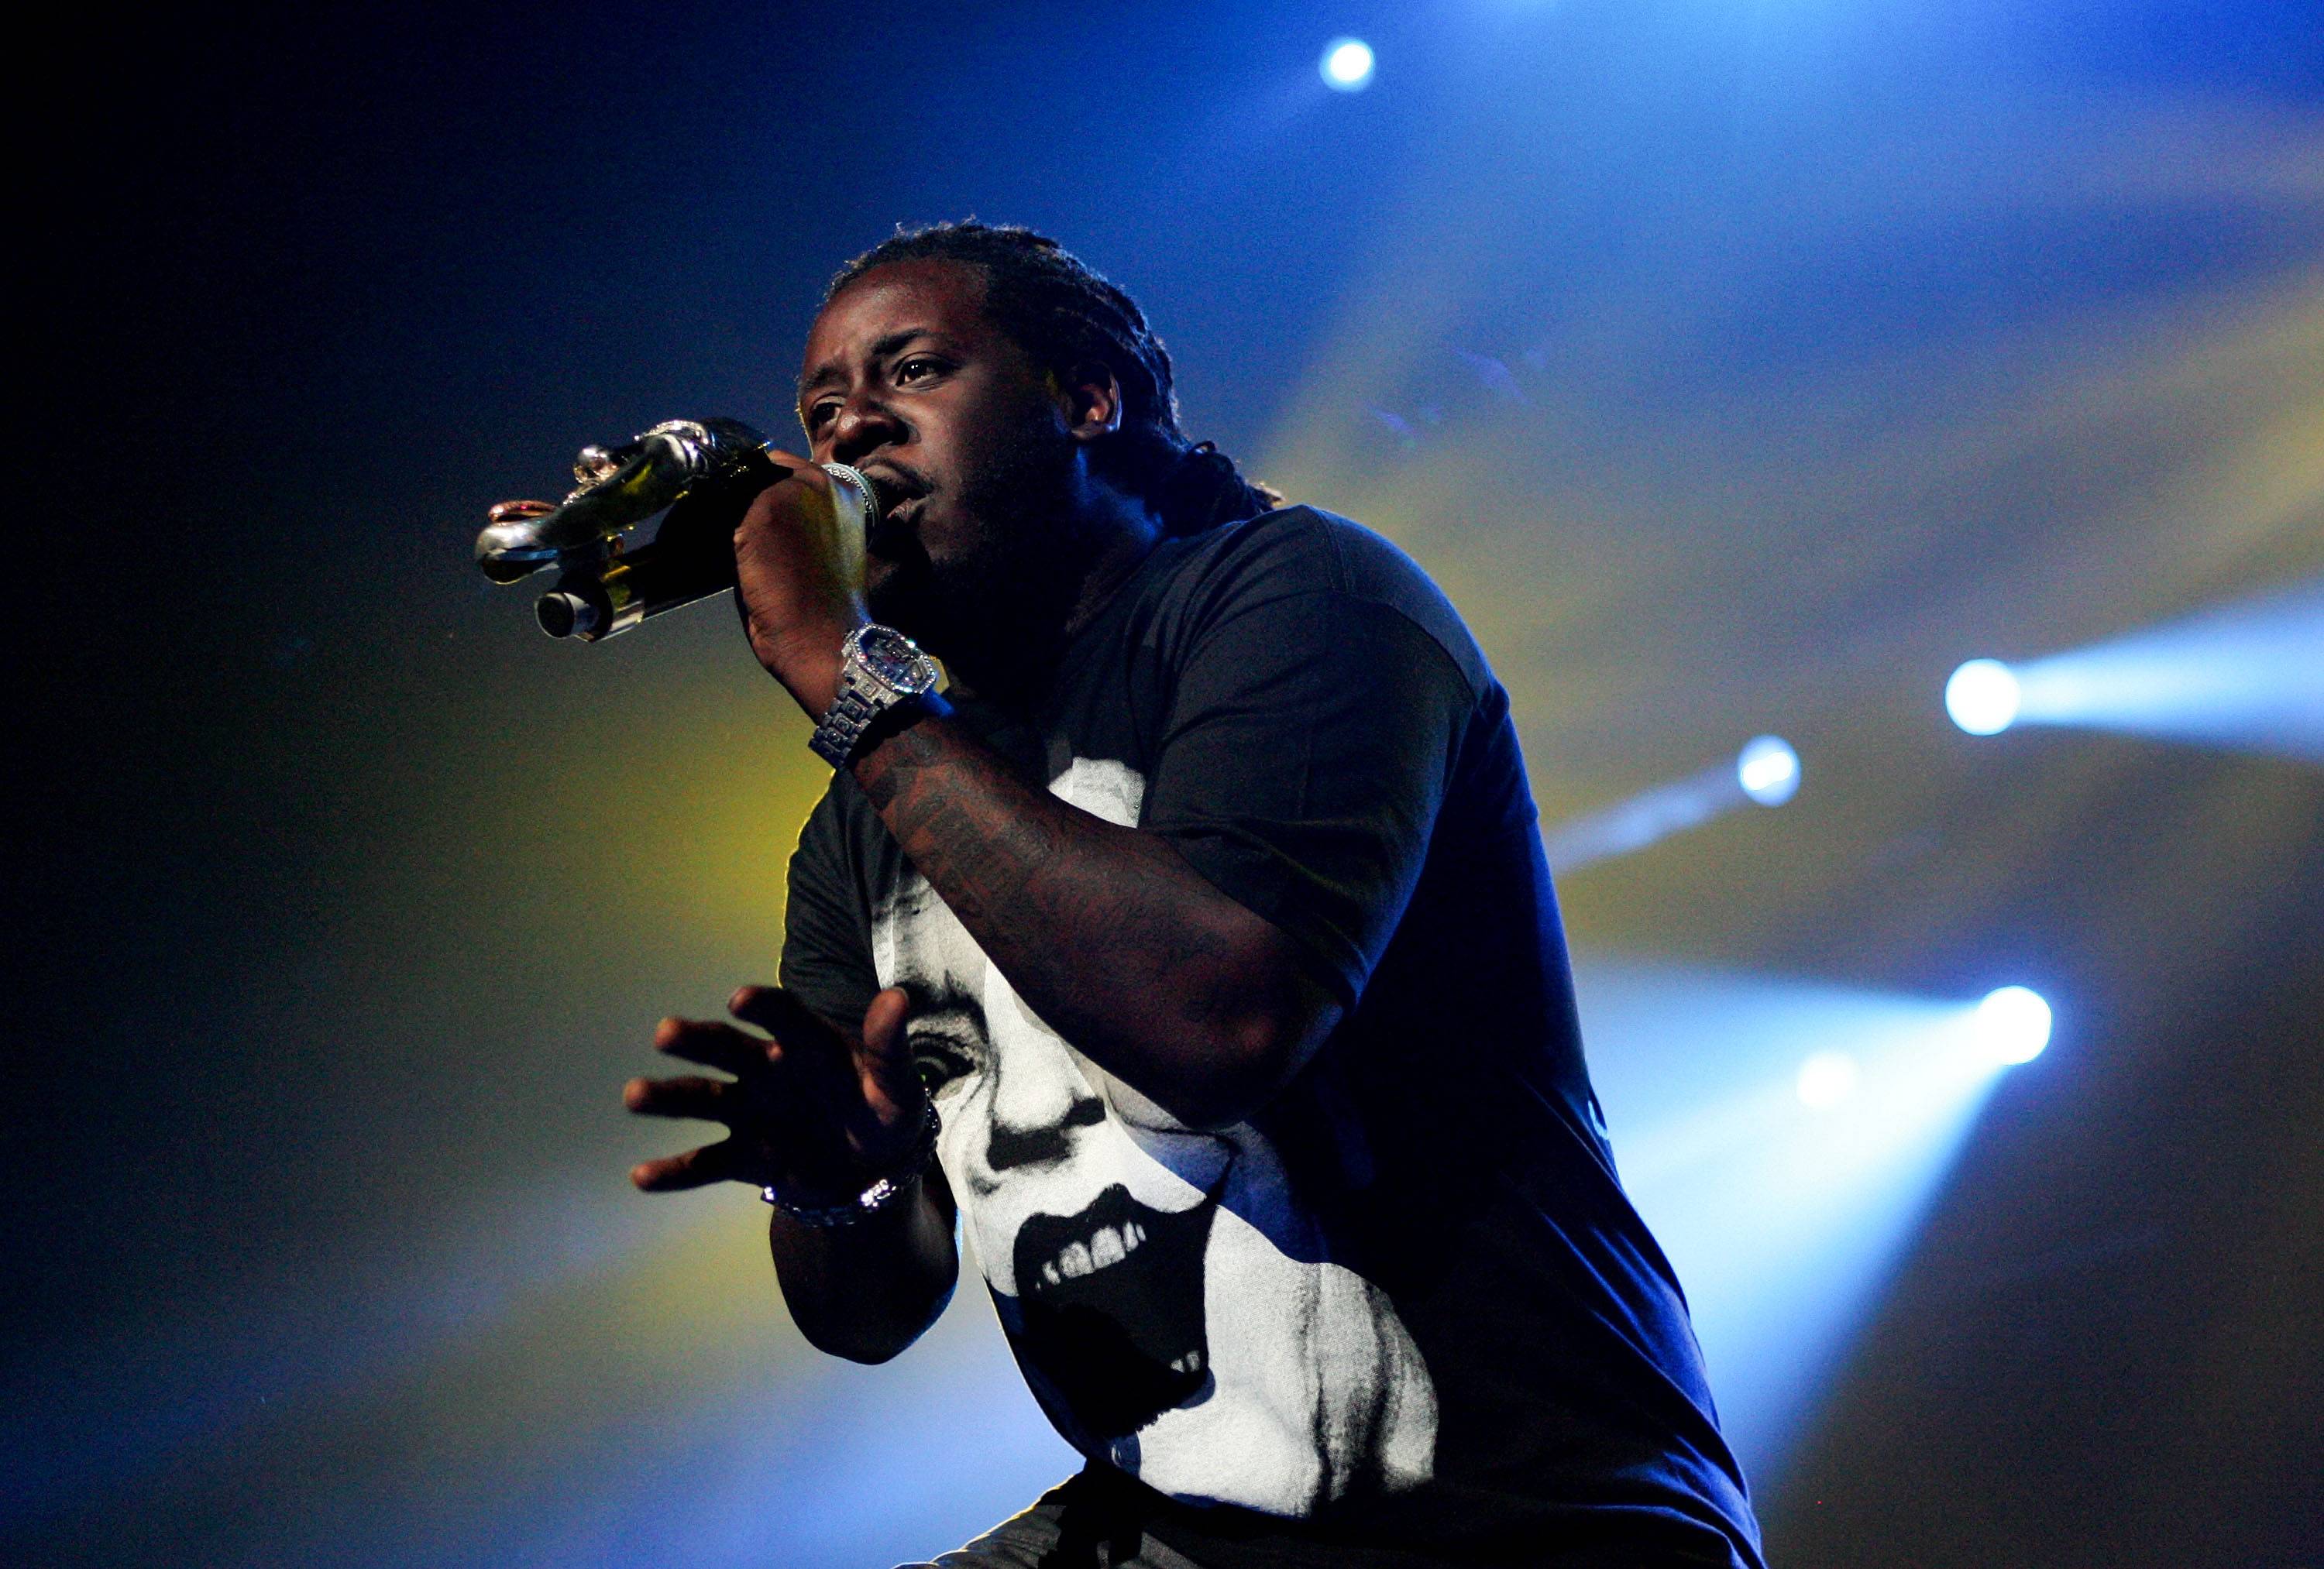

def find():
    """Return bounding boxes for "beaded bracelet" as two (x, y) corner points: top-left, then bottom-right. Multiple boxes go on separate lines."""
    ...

(760, 1101), (943, 1227)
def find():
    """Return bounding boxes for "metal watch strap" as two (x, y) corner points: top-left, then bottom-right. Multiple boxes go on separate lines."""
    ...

(810, 624), (939, 767)
(810, 682), (889, 767)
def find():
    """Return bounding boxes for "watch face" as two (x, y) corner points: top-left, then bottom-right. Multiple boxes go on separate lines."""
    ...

(855, 625), (937, 693)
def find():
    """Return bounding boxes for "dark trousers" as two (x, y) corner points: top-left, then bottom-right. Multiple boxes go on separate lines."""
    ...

(898, 1474), (1206, 1569)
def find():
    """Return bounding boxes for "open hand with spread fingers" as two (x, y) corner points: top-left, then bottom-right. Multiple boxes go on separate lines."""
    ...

(624, 985), (929, 1210)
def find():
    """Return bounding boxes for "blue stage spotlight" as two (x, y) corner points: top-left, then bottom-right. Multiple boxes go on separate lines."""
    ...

(1974, 985), (2053, 1064)
(1320, 37), (1375, 91)
(1738, 735), (1801, 807)
(1946, 658), (2022, 736)
(1795, 1049), (1860, 1108)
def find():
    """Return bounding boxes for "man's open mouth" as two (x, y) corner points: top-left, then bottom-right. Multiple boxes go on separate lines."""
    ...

(1011, 1181), (1219, 1439)
(858, 466), (921, 515)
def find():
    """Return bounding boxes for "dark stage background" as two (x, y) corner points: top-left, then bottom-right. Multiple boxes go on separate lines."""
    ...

(15, 2), (2323, 1564)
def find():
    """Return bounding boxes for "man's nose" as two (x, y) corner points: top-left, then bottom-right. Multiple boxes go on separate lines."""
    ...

(828, 391), (905, 466)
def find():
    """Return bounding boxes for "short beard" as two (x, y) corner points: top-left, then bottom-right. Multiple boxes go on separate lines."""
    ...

(868, 413), (1103, 699)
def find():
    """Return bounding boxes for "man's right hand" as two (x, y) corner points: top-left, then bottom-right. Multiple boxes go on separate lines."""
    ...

(628, 984), (959, 1362)
(625, 984), (927, 1204)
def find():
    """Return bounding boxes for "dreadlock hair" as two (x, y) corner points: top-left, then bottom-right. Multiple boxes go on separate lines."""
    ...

(826, 221), (1284, 537)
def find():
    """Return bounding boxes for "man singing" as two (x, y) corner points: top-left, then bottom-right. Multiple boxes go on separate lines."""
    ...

(622, 222), (1765, 1568)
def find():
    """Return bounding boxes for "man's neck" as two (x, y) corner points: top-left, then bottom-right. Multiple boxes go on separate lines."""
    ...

(940, 497), (1163, 707)
(1060, 513), (1162, 644)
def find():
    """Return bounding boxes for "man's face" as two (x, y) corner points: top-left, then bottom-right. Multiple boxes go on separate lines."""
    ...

(795, 259), (1085, 655)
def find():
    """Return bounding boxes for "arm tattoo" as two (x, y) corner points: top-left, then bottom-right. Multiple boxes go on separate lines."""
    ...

(849, 712), (1320, 1124)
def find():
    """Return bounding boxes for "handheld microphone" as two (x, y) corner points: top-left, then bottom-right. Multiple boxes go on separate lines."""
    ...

(474, 417), (881, 642)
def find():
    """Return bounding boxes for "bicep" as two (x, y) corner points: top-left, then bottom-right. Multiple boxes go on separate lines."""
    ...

(1142, 592), (1477, 1004)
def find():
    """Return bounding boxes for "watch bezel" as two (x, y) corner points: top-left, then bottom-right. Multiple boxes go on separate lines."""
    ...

(846, 623), (940, 697)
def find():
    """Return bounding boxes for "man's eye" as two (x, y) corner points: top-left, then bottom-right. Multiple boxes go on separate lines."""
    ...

(896, 357), (944, 384)
(806, 401), (839, 430)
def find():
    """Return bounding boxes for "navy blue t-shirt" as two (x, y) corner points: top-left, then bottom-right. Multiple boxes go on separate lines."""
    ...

(782, 506), (1764, 1567)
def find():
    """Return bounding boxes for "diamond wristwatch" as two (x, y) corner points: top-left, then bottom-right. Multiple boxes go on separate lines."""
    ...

(809, 623), (943, 767)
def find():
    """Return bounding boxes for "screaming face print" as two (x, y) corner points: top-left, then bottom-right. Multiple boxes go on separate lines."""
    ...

(871, 758), (1438, 1516)
(1014, 1178), (1219, 1437)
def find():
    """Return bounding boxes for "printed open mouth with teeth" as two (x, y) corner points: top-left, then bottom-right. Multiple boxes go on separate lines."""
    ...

(1012, 1180), (1221, 1439)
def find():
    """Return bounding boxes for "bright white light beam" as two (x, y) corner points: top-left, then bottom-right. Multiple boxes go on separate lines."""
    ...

(1578, 960), (2042, 1488)
(1974, 984), (2053, 1064)
(1947, 658), (2021, 735)
(1949, 575), (2324, 760)
(1543, 736), (1803, 873)
(1737, 735), (1801, 806)
(1795, 1050), (1860, 1108)
(1320, 37), (1375, 91)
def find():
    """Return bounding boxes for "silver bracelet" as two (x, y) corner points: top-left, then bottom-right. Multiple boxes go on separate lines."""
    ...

(760, 1101), (942, 1226)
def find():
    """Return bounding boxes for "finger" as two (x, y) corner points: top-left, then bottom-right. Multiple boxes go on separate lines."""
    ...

(622, 1074), (735, 1124)
(737, 464), (829, 535)
(729, 986), (846, 1053)
(763, 450), (829, 492)
(856, 988), (923, 1124)
(629, 1138), (737, 1193)
(736, 468), (840, 555)
(653, 1015), (775, 1076)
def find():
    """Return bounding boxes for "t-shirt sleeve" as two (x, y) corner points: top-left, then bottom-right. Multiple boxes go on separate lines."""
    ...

(779, 780), (881, 1034)
(1140, 519), (1483, 1006)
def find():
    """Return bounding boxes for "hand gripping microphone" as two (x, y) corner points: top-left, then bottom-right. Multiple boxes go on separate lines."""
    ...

(473, 417), (882, 641)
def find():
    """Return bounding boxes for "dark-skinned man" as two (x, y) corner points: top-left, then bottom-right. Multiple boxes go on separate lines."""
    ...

(622, 223), (1765, 1569)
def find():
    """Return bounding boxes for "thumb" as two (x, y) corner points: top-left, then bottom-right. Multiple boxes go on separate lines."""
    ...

(856, 987), (922, 1125)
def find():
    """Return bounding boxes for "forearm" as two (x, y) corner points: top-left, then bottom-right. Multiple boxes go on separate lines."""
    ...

(850, 709), (1337, 1128)
(768, 1174), (957, 1363)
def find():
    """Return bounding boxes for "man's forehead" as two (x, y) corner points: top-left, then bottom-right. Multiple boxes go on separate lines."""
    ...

(805, 259), (992, 358)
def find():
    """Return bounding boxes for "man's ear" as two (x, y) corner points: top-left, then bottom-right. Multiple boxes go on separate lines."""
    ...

(1056, 362), (1124, 443)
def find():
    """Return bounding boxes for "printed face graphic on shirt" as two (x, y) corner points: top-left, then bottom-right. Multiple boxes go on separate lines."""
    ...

(872, 758), (1437, 1516)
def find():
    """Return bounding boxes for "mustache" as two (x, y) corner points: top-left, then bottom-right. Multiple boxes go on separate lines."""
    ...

(858, 461), (930, 509)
